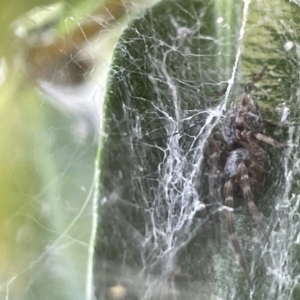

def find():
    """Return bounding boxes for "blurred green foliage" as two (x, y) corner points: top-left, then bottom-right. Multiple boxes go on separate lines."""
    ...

(0, 1), (102, 299)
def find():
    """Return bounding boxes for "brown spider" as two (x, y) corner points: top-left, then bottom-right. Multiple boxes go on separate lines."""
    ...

(208, 66), (285, 286)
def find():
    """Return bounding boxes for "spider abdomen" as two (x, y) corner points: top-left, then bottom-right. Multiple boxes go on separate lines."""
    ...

(224, 148), (251, 178)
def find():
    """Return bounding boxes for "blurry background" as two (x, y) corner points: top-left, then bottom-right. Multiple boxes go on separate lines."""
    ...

(0, 1), (157, 299)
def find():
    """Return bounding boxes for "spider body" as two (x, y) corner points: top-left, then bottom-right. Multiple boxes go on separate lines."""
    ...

(206, 66), (285, 287)
(224, 148), (251, 177)
(222, 104), (264, 147)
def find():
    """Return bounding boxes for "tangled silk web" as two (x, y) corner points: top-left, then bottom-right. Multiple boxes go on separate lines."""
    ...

(97, 1), (300, 300)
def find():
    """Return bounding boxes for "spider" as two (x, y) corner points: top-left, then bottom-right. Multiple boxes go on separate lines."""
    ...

(206, 66), (285, 286)
(147, 66), (285, 286)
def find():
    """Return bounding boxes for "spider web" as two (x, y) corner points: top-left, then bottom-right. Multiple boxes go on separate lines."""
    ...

(97, 1), (300, 300)
(3, 0), (300, 300)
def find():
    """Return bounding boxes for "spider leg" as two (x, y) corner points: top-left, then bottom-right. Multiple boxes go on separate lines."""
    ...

(238, 162), (269, 241)
(224, 179), (252, 287)
(240, 129), (285, 148)
(252, 132), (286, 148)
(236, 66), (268, 124)
(236, 130), (286, 162)
(245, 65), (268, 93)
(237, 133), (266, 163)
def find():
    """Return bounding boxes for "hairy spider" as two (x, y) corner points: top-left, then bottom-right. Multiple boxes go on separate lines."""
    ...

(206, 66), (285, 286)
(146, 66), (285, 286)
